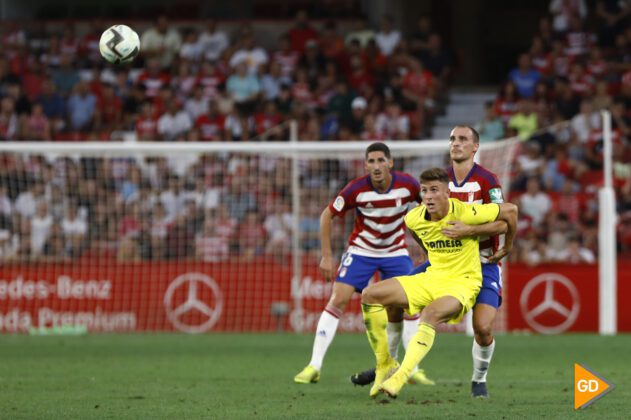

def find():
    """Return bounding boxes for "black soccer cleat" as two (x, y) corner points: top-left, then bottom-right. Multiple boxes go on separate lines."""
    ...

(471, 381), (489, 398)
(350, 368), (376, 386)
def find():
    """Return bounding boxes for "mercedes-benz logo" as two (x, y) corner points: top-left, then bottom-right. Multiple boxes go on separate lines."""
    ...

(164, 272), (223, 333)
(520, 273), (580, 334)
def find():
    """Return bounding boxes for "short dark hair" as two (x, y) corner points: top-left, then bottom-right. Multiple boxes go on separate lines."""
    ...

(454, 125), (480, 144)
(365, 142), (391, 159)
(420, 168), (450, 185)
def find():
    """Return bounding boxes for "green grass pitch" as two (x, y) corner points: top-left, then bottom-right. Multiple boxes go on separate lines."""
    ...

(0, 333), (628, 419)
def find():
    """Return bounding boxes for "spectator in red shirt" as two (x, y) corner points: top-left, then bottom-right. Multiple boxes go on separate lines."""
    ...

(195, 217), (229, 262)
(530, 36), (553, 77)
(402, 58), (433, 104)
(564, 16), (595, 58)
(136, 59), (171, 98)
(347, 55), (374, 96)
(319, 20), (345, 60)
(272, 34), (301, 79)
(288, 10), (318, 53)
(21, 61), (46, 102)
(135, 101), (159, 141)
(254, 101), (283, 140)
(21, 103), (51, 140)
(586, 47), (607, 79)
(196, 60), (225, 100)
(364, 39), (388, 78)
(550, 39), (572, 78)
(291, 68), (314, 105)
(195, 100), (226, 141)
(171, 61), (198, 102)
(495, 81), (519, 123)
(119, 201), (141, 239)
(96, 84), (122, 132)
(568, 62), (594, 96)
(555, 179), (581, 223)
(213, 204), (237, 245)
(60, 25), (79, 57)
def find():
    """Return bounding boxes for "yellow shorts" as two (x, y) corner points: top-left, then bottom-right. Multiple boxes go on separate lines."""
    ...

(396, 272), (481, 324)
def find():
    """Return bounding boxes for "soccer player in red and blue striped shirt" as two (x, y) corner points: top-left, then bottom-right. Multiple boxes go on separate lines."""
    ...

(294, 142), (432, 385)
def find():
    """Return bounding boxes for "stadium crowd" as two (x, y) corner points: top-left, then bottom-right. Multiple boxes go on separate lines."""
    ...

(479, 0), (631, 264)
(0, 3), (630, 265)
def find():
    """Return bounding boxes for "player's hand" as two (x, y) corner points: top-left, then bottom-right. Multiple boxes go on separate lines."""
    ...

(320, 255), (335, 282)
(441, 221), (473, 239)
(487, 247), (511, 263)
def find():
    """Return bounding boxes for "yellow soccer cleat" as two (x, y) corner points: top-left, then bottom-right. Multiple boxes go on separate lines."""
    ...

(408, 369), (435, 386)
(369, 358), (399, 398)
(294, 365), (320, 384)
(379, 370), (408, 399)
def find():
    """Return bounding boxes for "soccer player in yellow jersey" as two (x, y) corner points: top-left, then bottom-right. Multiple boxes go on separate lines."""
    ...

(360, 168), (518, 398)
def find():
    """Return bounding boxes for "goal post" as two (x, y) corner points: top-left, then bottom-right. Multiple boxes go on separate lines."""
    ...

(599, 110), (617, 335)
(0, 138), (521, 334)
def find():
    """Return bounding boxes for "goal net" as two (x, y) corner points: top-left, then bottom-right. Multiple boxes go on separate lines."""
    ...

(0, 139), (520, 334)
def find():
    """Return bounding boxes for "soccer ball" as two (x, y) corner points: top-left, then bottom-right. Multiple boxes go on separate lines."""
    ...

(99, 25), (140, 64)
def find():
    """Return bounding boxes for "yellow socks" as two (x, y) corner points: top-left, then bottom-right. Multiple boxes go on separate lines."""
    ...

(361, 303), (389, 365)
(398, 322), (436, 377)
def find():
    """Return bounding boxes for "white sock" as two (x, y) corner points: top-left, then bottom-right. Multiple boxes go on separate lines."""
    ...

(387, 322), (403, 359)
(308, 307), (340, 370)
(402, 317), (419, 350)
(472, 339), (495, 382)
(402, 317), (420, 373)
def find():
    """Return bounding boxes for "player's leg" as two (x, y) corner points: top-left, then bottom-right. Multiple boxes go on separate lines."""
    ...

(294, 253), (375, 383)
(351, 259), (434, 386)
(471, 303), (497, 397)
(294, 282), (355, 383)
(385, 258), (434, 385)
(400, 260), (429, 360)
(470, 263), (502, 397)
(381, 256), (414, 360)
(386, 306), (403, 359)
(361, 277), (410, 397)
(380, 295), (463, 398)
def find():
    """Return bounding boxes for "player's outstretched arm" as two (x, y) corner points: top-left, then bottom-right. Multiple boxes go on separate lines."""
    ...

(487, 203), (518, 263)
(319, 207), (336, 282)
(441, 220), (508, 239)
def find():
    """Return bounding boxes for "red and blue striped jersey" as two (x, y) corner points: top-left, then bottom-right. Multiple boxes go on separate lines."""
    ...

(447, 163), (504, 261)
(328, 171), (421, 257)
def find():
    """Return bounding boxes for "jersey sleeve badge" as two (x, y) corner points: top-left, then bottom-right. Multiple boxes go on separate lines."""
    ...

(332, 196), (345, 212)
(489, 188), (504, 203)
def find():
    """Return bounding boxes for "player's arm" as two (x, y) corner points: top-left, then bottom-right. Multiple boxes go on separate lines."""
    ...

(488, 202), (518, 263)
(319, 206), (336, 282)
(441, 219), (507, 239)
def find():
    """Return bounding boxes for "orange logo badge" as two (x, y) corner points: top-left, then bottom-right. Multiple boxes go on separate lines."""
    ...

(574, 363), (614, 409)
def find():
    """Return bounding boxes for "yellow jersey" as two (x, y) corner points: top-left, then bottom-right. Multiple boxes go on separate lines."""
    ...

(404, 198), (500, 281)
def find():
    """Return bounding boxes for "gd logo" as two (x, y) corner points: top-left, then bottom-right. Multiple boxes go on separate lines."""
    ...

(163, 272), (223, 333)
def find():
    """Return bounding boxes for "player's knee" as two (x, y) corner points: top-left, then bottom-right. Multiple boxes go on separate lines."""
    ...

(328, 293), (350, 311)
(473, 317), (493, 337)
(473, 323), (494, 346)
(419, 306), (442, 325)
(361, 285), (379, 305)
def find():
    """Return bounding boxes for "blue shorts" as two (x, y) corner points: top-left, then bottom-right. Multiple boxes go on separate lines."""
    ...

(408, 261), (502, 308)
(336, 253), (414, 292)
